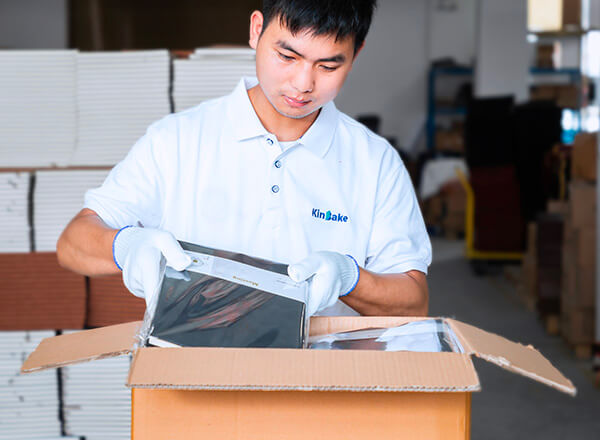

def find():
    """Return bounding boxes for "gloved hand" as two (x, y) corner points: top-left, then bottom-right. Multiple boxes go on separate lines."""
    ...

(287, 251), (360, 316)
(113, 226), (192, 309)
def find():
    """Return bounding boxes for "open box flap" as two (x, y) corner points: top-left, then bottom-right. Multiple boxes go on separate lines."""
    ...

(127, 346), (481, 392)
(446, 319), (576, 396)
(21, 321), (141, 373)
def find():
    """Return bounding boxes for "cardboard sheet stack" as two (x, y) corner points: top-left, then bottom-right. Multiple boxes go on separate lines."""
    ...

(0, 252), (86, 330)
(62, 353), (131, 440)
(0, 330), (63, 440)
(87, 275), (146, 327)
(34, 170), (109, 252)
(0, 50), (77, 168)
(0, 173), (30, 253)
(173, 48), (256, 112)
(70, 50), (171, 166)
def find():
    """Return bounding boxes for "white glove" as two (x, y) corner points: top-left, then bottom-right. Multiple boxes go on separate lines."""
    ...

(113, 226), (192, 309)
(287, 251), (360, 316)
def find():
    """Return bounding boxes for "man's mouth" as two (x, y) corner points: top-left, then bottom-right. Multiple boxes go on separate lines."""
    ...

(283, 95), (311, 108)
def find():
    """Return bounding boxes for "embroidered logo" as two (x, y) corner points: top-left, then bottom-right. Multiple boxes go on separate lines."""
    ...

(312, 208), (348, 222)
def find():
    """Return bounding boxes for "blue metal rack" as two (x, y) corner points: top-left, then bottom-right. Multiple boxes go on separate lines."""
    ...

(426, 66), (583, 150)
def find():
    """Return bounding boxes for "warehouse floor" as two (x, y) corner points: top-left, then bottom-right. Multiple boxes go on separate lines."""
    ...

(427, 238), (600, 439)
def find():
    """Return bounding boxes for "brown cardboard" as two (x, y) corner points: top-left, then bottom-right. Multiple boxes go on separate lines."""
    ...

(21, 321), (141, 372)
(562, 0), (581, 29)
(446, 319), (574, 395)
(127, 348), (479, 392)
(556, 84), (579, 108)
(87, 275), (146, 327)
(21, 316), (576, 395)
(131, 389), (471, 440)
(561, 305), (595, 344)
(575, 227), (596, 267)
(435, 129), (464, 154)
(569, 181), (596, 229)
(571, 132), (597, 182)
(577, 266), (595, 307)
(0, 252), (86, 330)
(20, 315), (576, 439)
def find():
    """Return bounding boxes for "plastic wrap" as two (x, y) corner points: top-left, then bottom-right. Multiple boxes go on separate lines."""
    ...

(308, 319), (464, 353)
(137, 241), (309, 349)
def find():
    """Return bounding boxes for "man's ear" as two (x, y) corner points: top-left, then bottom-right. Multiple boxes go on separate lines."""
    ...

(249, 10), (264, 49)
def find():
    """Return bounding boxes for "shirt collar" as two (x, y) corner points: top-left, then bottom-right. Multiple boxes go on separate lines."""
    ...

(227, 77), (339, 158)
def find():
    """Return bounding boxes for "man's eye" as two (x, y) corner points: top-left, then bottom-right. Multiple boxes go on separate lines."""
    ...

(278, 52), (294, 61)
(321, 65), (337, 72)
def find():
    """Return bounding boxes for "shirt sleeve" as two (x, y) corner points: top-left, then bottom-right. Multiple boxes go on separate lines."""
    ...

(83, 123), (166, 230)
(364, 156), (432, 275)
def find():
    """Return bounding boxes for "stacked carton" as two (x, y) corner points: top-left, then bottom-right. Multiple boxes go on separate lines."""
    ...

(172, 48), (256, 112)
(434, 122), (464, 154)
(0, 253), (86, 330)
(0, 331), (63, 440)
(560, 133), (596, 354)
(62, 352), (131, 440)
(422, 181), (466, 239)
(561, 180), (596, 351)
(87, 275), (146, 327)
(0, 50), (77, 168)
(536, 213), (564, 318)
(70, 50), (171, 166)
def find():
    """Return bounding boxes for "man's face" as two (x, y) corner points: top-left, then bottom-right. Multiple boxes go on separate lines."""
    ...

(249, 12), (357, 120)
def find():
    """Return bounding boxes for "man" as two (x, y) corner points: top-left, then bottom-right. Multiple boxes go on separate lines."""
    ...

(57, 0), (431, 317)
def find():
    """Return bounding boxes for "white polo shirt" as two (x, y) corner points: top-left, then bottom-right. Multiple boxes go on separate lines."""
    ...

(84, 77), (432, 315)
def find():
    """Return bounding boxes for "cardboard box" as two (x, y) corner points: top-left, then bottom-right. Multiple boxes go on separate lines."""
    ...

(531, 84), (557, 101)
(555, 84), (579, 108)
(568, 181), (596, 229)
(562, 0), (581, 30)
(21, 317), (575, 439)
(0, 252), (86, 330)
(575, 227), (596, 267)
(423, 194), (444, 227)
(571, 132), (597, 182)
(530, 84), (580, 108)
(577, 266), (595, 307)
(435, 129), (464, 154)
(535, 44), (557, 69)
(561, 305), (594, 344)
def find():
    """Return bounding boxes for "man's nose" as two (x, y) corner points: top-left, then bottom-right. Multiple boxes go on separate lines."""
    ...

(291, 63), (314, 94)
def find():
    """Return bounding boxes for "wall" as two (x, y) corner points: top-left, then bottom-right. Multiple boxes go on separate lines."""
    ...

(336, 0), (478, 153)
(335, 0), (429, 153)
(0, 0), (67, 49)
(428, 0), (477, 66)
(474, 0), (529, 102)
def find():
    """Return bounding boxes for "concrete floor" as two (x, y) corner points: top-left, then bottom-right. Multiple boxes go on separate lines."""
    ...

(427, 238), (600, 439)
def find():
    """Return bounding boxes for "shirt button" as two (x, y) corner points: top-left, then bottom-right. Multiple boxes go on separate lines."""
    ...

(271, 185), (280, 193)
(266, 138), (274, 146)
(274, 160), (282, 168)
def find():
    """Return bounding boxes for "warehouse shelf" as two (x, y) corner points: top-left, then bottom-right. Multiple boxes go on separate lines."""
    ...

(426, 65), (584, 150)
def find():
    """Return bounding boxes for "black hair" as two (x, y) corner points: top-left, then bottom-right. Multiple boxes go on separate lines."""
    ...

(261, 0), (377, 54)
